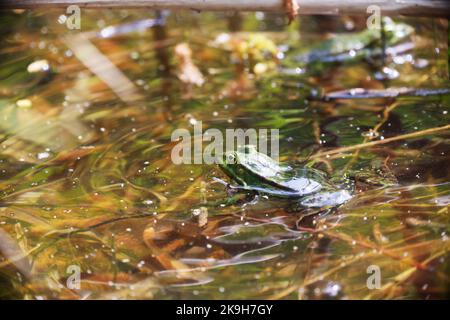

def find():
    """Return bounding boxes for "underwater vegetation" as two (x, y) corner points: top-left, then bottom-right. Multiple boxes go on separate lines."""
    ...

(0, 10), (449, 299)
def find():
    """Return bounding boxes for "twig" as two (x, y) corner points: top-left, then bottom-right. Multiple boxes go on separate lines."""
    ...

(311, 124), (450, 160)
(1, 1), (450, 17)
(342, 101), (400, 171)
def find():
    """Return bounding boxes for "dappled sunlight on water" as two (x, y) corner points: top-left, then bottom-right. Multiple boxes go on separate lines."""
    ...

(0, 10), (449, 299)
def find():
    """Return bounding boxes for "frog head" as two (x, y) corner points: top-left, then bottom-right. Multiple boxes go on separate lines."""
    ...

(218, 145), (288, 186)
(353, 170), (398, 189)
(344, 161), (398, 191)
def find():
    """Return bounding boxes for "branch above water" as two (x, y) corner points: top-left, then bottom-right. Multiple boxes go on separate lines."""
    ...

(1, 0), (450, 17)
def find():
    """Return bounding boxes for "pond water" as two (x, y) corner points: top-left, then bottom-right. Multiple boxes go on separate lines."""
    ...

(0, 10), (449, 299)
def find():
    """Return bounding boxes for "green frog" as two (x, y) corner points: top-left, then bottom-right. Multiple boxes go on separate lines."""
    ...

(217, 145), (396, 209)
(295, 17), (414, 64)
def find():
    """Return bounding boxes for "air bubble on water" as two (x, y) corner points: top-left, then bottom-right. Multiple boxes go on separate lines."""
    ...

(276, 52), (284, 59)
(27, 59), (50, 73)
(255, 12), (265, 20)
(393, 55), (405, 64)
(413, 58), (428, 68)
(325, 283), (342, 297)
(16, 99), (32, 108)
(375, 67), (399, 80)
(130, 51), (140, 60)
(37, 152), (50, 160)
(37, 41), (46, 50)
(57, 15), (67, 24)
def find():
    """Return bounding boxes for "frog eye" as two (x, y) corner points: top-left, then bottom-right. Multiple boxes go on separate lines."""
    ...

(227, 153), (236, 164)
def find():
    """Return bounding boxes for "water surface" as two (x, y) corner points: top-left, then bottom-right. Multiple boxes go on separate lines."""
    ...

(0, 10), (449, 299)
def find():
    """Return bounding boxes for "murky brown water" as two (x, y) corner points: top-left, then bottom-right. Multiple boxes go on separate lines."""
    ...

(0, 10), (449, 299)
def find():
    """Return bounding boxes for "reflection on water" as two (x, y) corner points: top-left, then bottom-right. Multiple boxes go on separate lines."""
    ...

(0, 10), (449, 299)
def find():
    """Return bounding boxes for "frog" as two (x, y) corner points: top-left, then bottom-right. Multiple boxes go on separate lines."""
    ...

(217, 145), (355, 209)
(295, 17), (414, 64)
